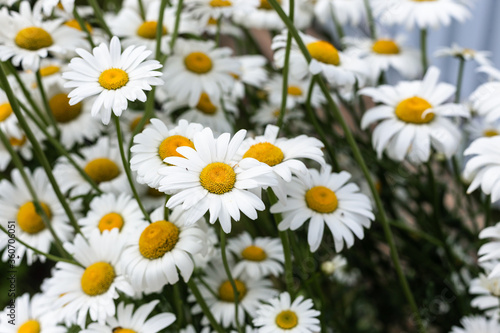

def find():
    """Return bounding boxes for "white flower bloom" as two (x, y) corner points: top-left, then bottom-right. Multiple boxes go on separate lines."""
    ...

(435, 43), (491, 67)
(450, 315), (500, 333)
(314, 0), (365, 26)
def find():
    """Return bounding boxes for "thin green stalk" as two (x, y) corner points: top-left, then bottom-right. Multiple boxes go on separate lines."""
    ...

(276, 33), (292, 131)
(485, 195), (492, 227)
(164, 195), (170, 220)
(330, 5), (345, 45)
(169, 0), (184, 53)
(219, 228), (243, 333)
(197, 275), (219, 298)
(36, 70), (60, 136)
(187, 279), (224, 333)
(87, 0), (113, 37)
(114, 115), (151, 222)
(215, 18), (222, 46)
(72, 8), (96, 49)
(363, 0), (377, 39)
(389, 220), (442, 247)
(420, 29), (428, 72)
(454, 57), (465, 103)
(155, 0), (168, 60)
(137, 0), (146, 20)
(172, 283), (185, 328)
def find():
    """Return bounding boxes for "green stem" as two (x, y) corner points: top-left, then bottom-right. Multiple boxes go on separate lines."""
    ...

(276, 33), (292, 132)
(36, 70), (60, 137)
(420, 29), (428, 72)
(127, 89), (156, 159)
(137, 0), (146, 21)
(187, 279), (224, 333)
(72, 8), (95, 49)
(155, 0), (168, 60)
(363, 0), (377, 39)
(389, 220), (442, 247)
(485, 195), (492, 227)
(114, 115), (151, 222)
(454, 57), (465, 103)
(87, 0), (113, 37)
(169, 0), (184, 53)
(172, 283), (185, 328)
(215, 18), (222, 46)
(330, 5), (345, 45)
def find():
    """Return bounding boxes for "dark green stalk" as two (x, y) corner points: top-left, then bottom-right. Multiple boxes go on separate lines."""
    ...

(87, 0), (113, 37)
(454, 57), (465, 103)
(187, 280), (224, 333)
(277, 0), (294, 132)
(36, 70), (60, 136)
(363, 0), (377, 39)
(155, 0), (168, 60)
(72, 8), (96, 49)
(420, 29), (428, 71)
(137, 0), (146, 20)
(169, 0), (184, 53)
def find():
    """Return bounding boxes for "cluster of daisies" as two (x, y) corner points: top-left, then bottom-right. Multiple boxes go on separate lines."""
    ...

(0, 0), (500, 331)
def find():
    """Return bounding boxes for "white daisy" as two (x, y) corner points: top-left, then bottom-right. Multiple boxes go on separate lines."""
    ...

(250, 102), (303, 128)
(271, 165), (374, 252)
(0, 89), (23, 140)
(21, 58), (67, 92)
(121, 206), (205, 293)
(130, 118), (204, 189)
(63, 36), (164, 125)
(44, 229), (134, 327)
(40, 0), (74, 15)
(231, 55), (269, 100)
(228, 231), (284, 279)
(0, 131), (34, 166)
(0, 168), (77, 266)
(265, 74), (325, 109)
(81, 300), (176, 333)
(464, 116), (500, 141)
(435, 43), (492, 67)
(321, 254), (360, 285)
(161, 38), (240, 107)
(184, 0), (259, 24)
(253, 292), (320, 333)
(469, 262), (500, 318)
(469, 67), (500, 123)
(450, 315), (500, 333)
(314, 0), (365, 26)
(361, 66), (469, 164)
(158, 127), (277, 233)
(477, 223), (500, 275)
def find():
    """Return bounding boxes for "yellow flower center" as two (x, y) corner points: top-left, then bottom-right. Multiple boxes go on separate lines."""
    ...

(259, 0), (280, 10)
(395, 97), (434, 124)
(275, 310), (299, 329)
(137, 21), (167, 39)
(113, 328), (136, 333)
(17, 202), (51, 234)
(98, 68), (129, 90)
(65, 19), (93, 33)
(307, 41), (340, 66)
(40, 65), (61, 77)
(372, 39), (400, 55)
(98, 212), (124, 233)
(484, 129), (499, 137)
(208, 17), (218, 25)
(139, 220), (180, 259)
(158, 135), (195, 161)
(210, 0), (232, 6)
(84, 158), (121, 184)
(199, 162), (236, 194)
(18, 319), (41, 333)
(287, 86), (303, 96)
(184, 52), (213, 74)
(129, 116), (150, 132)
(243, 142), (284, 167)
(241, 245), (267, 261)
(305, 186), (338, 214)
(10, 136), (27, 146)
(0, 103), (13, 122)
(412, 0), (436, 2)
(49, 93), (82, 123)
(15, 27), (53, 51)
(196, 93), (218, 114)
(81, 262), (116, 296)
(218, 279), (247, 302)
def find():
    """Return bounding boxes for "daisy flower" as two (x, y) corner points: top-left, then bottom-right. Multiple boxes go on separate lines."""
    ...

(251, 102), (303, 128)
(130, 118), (204, 189)
(273, 30), (369, 87)
(371, 0), (471, 30)
(321, 255), (360, 285)
(40, 0), (74, 15)
(464, 116), (500, 141)
(477, 222), (500, 275)
(314, 0), (365, 26)
(469, 66), (500, 123)
(231, 55), (269, 100)
(184, 0), (259, 24)
(0, 293), (65, 333)
(450, 315), (500, 333)
(54, 136), (128, 196)
(271, 165), (374, 252)
(161, 38), (240, 107)
(44, 229), (134, 327)
(21, 58), (67, 92)
(228, 231), (284, 279)
(253, 292), (320, 333)
(361, 66), (469, 164)
(469, 262), (500, 318)
(0, 168), (77, 266)
(81, 300), (176, 333)
(121, 206), (205, 293)
(435, 43), (492, 67)
(158, 127), (277, 233)
(265, 74), (325, 109)
(63, 36), (164, 125)
(0, 89), (23, 140)
(190, 259), (277, 328)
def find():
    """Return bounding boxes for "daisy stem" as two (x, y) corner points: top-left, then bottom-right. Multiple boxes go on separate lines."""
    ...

(197, 275), (219, 298)
(172, 283), (185, 328)
(330, 6), (345, 46)
(114, 115), (151, 222)
(454, 57), (465, 103)
(215, 18), (222, 47)
(363, 0), (377, 40)
(219, 228), (244, 333)
(138, 0), (147, 21)
(164, 195), (170, 220)
(0, 65), (83, 238)
(128, 88), (156, 159)
(155, 0), (168, 60)
(169, 0), (184, 54)
(87, 0), (113, 37)
(187, 279), (225, 333)
(72, 8), (96, 49)
(420, 29), (428, 72)
(35, 70), (60, 137)
(485, 194), (492, 227)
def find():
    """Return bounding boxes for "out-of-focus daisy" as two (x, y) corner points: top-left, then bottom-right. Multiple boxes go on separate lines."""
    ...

(190, 259), (277, 328)
(321, 255), (360, 285)
(54, 136), (127, 196)
(184, 0), (259, 24)
(0, 293), (65, 333)
(469, 66), (500, 123)
(0, 131), (34, 167)
(122, 206), (204, 293)
(477, 223), (500, 275)
(63, 36), (163, 125)
(81, 300), (176, 333)
(0, 1), (85, 70)
(44, 229), (134, 327)
(469, 261), (500, 318)
(435, 43), (492, 67)
(158, 127), (277, 233)
(344, 36), (421, 82)
(228, 231), (284, 278)
(0, 89), (23, 140)
(22, 58), (67, 92)
(40, 0), (74, 15)
(314, 0), (365, 26)
(464, 116), (500, 141)
(161, 38), (240, 106)
(0, 168), (76, 266)
(371, 0), (471, 30)
(253, 292), (320, 333)
(450, 315), (500, 333)
(251, 103), (303, 128)
(131, 119), (204, 189)
(265, 74), (325, 109)
(78, 193), (146, 237)
(361, 66), (469, 164)
(231, 55), (268, 100)
(271, 165), (374, 252)
(273, 30), (369, 87)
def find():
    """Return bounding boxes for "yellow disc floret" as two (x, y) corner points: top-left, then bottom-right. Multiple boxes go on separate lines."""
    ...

(218, 279), (247, 302)
(98, 213), (124, 233)
(99, 68), (129, 90)
(395, 96), (434, 124)
(81, 262), (116, 296)
(287, 86), (303, 96)
(484, 129), (499, 137)
(18, 319), (41, 333)
(199, 162), (236, 194)
(305, 186), (338, 214)
(17, 202), (51, 234)
(210, 0), (232, 6)
(15, 27), (53, 51)
(158, 135), (195, 161)
(372, 39), (400, 55)
(196, 93), (218, 114)
(241, 245), (267, 261)
(84, 158), (121, 184)
(0, 103), (12, 122)
(184, 52), (213, 74)
(259, 0), (280, 9)
(275, 310), (299, 329)
(306, 41), (340, 66)
(139, 220), (180, 259)
(40, 65), (60, 77)
(112, 328), (136, 333)
(65, 19), (93, 33)
(137, 21), (167, 39)
(49, 93), (82, 123)
(243, 142), (284, 167)
(10, 136), (27, 147)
